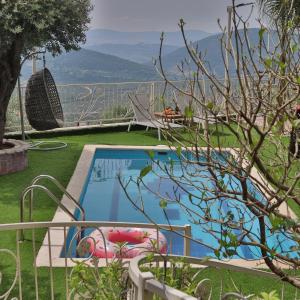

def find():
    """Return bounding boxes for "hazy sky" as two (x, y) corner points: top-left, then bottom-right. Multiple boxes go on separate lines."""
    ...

(90, 0), (260, 32)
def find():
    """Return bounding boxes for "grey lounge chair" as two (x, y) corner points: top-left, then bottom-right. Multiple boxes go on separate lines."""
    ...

(127, 93), (183, 140)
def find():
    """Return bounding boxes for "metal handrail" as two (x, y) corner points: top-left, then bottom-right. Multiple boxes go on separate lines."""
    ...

(0, 221), (188, 232)
(19, 183), (84, 242)
(29, 175), (85, 247)
(30, 175), (85, 222)
(20, 185), (78, 223)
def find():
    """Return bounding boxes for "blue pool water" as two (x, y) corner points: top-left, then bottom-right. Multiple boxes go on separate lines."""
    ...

(64, 149), (295, 259)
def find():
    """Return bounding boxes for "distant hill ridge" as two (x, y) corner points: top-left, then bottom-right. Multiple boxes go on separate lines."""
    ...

(20, 29), (266, 84)
(86, 29), (213, 47)
(84, 43), (179, 64)
(21, 48), (159, 84)
(161, 28), (263, 76)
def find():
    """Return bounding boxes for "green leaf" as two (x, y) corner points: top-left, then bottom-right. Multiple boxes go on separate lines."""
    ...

(269, 213), (284, 230)
(169, 158), (174, 171)
(228, 232), (238, 246)
(145, 253), (154, 262)
(206, 102), (214, 110)
(287, 20), (294, 29)
(279, 61), (287, 70)
(291, 43), (298, 53)
(225, 249), (237, 257)
(292, 119), (300, 129)
(260, 290), (280, 300)
(267, 113), (275, 125)
(11, 25), (23, 34)
(264, 58), (273, 68)
(214, 249), (220, 259)
(159, 199), (168, 209)
(147, 150), (155, 159)
(184, 106), (194, 118)
(176, 146), (182, 157)
(218, 179), (227, 190)
(259, 27), (266, 40)
(140, 165), (152, 178)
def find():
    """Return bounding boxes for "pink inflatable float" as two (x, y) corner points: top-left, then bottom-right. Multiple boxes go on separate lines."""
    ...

(87, 227), (167, 258)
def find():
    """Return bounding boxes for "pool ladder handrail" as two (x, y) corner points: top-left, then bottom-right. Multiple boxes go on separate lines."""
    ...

(30, 175), (85, 222)
(20, 175), (85, 242)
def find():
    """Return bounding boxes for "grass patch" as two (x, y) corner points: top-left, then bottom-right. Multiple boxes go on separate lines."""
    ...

(144, 265), (297, 299)
(0, 126), (296, 298)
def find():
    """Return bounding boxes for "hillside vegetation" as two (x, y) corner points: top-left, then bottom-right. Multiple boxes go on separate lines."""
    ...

(85, 43), (179, 64)
(161, 28), (262, 76)
(21, 49), (159, 84)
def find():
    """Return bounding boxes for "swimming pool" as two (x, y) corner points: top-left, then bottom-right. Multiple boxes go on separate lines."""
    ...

(64, 147), (295, 259)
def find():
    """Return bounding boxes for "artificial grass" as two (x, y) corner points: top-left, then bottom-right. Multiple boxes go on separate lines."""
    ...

(1, 129), (170, 299)
(0, 127), (297, 299)
(145, 265), (298, 299)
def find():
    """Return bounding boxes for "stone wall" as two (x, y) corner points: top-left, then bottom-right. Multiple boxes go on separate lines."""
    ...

(0, 139), (29, 175)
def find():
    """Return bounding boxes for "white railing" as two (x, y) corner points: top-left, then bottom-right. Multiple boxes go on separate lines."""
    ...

(5, 81), (188, 133)
(0, 221), (189, 299)
(6, 79), (288, 132)
(5, 77), (278, 135)
(0, 221), (292, 300)
(128, 255), (279, 300)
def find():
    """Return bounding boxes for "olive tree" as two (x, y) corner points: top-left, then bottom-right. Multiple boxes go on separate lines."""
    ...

(120, 1), (300, 289)
(0, 0), (93, 145)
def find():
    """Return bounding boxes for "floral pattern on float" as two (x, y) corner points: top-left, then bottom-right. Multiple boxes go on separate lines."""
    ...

(87, 227), (167, 258)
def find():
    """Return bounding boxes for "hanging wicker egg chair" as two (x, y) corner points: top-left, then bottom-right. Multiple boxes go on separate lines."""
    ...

(25, 68), (64, 131)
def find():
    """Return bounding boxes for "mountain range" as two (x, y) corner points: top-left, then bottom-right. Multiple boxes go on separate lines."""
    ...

(85, 29), (212, 47)
(20, 49), (159, 84)
(161, 28), (262, 77)
(20, 28), (263, 84)
(84, 43), (179, 64)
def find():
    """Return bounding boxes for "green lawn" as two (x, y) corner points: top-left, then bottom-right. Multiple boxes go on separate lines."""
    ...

(146, 265), (299, 299)
(1, 125), (237, 224)
(1, 129), (168, 224)
(0, 126), (297, 299)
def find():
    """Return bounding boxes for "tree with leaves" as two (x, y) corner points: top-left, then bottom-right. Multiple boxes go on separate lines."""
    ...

(257, 0), (300, 133)
(257, 0), (300, 25)
(0, 0), (93, 146)
(120, 0), (300, 289)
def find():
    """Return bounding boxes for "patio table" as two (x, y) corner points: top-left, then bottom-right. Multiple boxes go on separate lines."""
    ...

(154, 112), (184, 123)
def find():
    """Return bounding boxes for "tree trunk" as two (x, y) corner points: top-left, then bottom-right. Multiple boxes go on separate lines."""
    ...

(0, 75), (17, 144)
(276, 28), (288, 134)
(0, 39), (23, 146)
